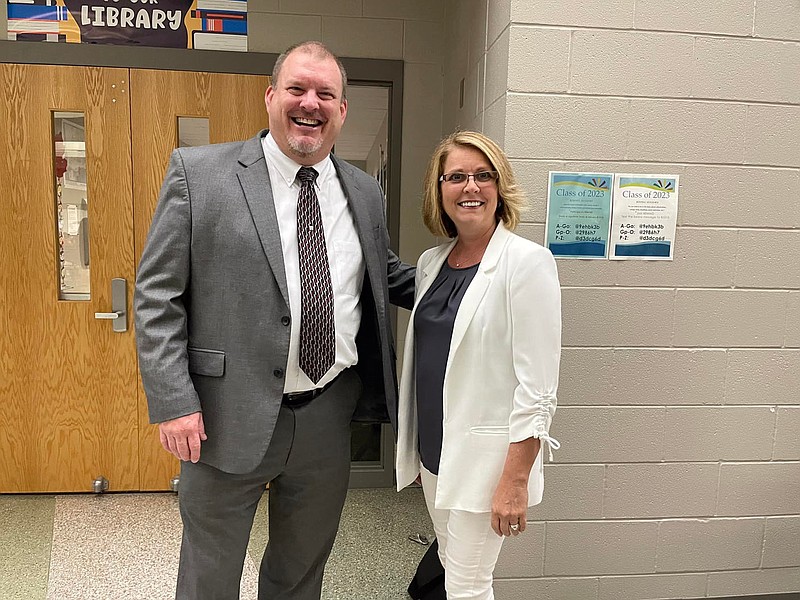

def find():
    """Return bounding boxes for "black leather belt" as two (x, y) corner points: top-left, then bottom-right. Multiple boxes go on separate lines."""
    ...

(282, 373), (339, 408)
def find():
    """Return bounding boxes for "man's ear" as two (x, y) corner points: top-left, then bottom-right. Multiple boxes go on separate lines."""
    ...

(264, 86), (274, 109)
(339, 98), (348, 124)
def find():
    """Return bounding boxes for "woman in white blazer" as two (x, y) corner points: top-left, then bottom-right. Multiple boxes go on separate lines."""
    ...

(397, 131), (561, 599)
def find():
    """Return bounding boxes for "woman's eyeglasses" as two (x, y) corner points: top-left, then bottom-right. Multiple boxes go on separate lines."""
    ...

(439, 171), (499, 185)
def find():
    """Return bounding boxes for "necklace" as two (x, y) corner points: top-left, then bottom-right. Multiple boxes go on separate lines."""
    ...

(450, 243), (486, 268)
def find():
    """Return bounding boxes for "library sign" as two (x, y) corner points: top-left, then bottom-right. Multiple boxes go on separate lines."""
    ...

(7, 0), (247, 50)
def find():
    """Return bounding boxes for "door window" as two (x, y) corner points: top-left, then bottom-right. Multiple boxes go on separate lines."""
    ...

(53, 112), (90, 299)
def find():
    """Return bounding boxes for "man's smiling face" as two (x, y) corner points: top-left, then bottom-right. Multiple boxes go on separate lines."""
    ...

(265, 50), (348, 166)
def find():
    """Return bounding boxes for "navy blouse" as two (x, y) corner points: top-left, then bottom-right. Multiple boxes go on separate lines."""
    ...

(413, 260), (479, 475)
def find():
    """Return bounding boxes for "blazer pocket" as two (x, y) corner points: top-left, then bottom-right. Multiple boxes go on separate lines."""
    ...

(469, 425), (510, 436)
(187, 347), (225, 377)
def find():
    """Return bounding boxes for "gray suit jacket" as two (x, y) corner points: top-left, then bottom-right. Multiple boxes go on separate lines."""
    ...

(134, 130), (415, 474)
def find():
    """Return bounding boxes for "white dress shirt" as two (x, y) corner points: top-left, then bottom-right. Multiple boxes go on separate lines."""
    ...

(261, 133), (365, 393)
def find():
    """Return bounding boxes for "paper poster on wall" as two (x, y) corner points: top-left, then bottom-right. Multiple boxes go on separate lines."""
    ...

(545, 172), (613, 259)
(609, 174), (679, 260)
(7, 0), (246, 51)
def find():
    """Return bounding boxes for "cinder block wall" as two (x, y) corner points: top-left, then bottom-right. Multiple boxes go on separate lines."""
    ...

(439, 1), (800, 598)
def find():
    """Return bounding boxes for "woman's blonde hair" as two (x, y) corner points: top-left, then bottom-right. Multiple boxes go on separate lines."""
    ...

(422, 130), (524, 238)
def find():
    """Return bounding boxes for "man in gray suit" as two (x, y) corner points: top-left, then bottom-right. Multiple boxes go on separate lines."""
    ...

(135, 41), (414, 599)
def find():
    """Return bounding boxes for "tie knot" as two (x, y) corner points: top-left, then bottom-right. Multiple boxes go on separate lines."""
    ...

(296, 166), (318, 185)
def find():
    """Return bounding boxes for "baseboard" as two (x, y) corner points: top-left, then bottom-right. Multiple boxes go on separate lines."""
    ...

(703, 593), (800, 600)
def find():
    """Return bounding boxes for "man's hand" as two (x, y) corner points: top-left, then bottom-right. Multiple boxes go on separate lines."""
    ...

(158, 412), (207, 463)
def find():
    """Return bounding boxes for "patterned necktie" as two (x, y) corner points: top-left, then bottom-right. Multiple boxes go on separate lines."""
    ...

(296, 166), (335, 384)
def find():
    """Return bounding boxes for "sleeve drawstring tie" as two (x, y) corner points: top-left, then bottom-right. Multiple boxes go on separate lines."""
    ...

(538, 433), (561, 462)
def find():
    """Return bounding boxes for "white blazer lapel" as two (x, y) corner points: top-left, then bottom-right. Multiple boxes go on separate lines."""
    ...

(447, 223), (514, 362)
(399, 239), (454, 394)
(396, 239), (455, 489)
(415, 240), (455, 302)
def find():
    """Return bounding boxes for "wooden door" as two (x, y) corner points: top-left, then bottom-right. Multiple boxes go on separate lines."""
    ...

(0, 64), (138, 492)
(130, 69), (269, 490)
(0, 64), (269, 492)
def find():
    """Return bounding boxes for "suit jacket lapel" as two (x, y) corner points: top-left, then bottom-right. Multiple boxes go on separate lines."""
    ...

(331, 154), (389, 316)
(237, 130), (290, 306)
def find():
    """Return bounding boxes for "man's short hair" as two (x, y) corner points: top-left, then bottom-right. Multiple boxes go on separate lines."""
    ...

(272, 41), (348, 101)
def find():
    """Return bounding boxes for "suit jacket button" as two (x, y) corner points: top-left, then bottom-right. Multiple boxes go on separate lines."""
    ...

(273, 369), (284, 378)
(281, 316), (290, 326)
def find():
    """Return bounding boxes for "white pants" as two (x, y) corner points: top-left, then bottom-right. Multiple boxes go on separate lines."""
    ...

(420, 465), (505, 600)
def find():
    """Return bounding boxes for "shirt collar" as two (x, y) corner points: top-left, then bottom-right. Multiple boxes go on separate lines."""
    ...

(262, 132), (333, 188)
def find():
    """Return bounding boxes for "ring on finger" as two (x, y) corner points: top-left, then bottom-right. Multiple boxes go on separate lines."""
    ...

(510, 523), (519, 532)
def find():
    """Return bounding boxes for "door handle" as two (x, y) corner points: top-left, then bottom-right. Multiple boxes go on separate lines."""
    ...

(94, 278), (127, 332)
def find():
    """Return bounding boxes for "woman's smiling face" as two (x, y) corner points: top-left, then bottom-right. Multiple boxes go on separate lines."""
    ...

(440, 145), (499, 237)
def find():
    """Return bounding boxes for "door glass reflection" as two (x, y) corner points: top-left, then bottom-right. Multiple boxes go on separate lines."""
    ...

(54, 112), (90, 300)
(178, 117), (210, 148)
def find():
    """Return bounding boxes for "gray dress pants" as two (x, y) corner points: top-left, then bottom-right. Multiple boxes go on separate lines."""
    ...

(175, 369), (360, 600)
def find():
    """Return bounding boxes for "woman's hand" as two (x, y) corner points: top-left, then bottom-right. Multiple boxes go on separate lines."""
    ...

(490, 436), (541, 537)
(491, 478), (528, 537)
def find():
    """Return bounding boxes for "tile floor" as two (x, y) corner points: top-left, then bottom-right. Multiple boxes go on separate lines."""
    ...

(0, 487), (431, 600)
